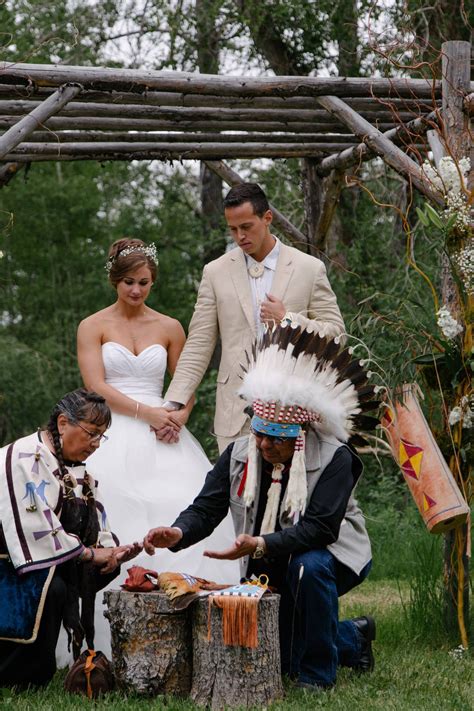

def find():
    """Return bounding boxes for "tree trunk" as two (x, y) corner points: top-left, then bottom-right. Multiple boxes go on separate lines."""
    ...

(196, 0), (226, 266)
(104, 590), (192, 697)
(190, 594), (283, 709)
(440, 39), (471, 646)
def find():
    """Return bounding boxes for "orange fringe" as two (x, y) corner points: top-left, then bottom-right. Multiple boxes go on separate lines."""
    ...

(207, 596), (259, 648)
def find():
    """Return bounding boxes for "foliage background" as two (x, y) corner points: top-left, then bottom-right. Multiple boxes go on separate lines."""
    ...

(0, 0), (471, 649)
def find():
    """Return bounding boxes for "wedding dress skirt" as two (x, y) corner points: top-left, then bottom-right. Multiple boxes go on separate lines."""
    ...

(58, 342), (239, 664)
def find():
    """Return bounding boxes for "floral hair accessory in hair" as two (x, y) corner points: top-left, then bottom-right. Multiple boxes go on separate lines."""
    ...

(104, 243), (159, 274)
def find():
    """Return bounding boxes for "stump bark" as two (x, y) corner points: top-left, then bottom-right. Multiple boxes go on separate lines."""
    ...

(104, 590), (192, 696)
(191, 593), (283, 709)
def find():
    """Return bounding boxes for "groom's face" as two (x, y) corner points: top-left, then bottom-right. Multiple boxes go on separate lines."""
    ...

(225, 201), (273, 262)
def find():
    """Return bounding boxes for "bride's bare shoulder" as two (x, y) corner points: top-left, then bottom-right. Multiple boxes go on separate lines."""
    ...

(78, 306), (115, 332)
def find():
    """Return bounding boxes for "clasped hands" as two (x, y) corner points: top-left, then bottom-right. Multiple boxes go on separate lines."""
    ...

(143, 527), (260, 560)
(145, 406), (187, 444)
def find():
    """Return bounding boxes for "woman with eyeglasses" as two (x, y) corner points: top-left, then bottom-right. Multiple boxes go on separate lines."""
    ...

(0, 388), (142, 688)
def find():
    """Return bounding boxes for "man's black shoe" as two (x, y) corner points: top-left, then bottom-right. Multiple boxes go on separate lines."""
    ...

(352, 615), (376, 672)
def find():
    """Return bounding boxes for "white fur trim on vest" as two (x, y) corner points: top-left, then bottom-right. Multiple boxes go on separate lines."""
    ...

(243, 432), (259, 507)
(260, 463), (284, 535)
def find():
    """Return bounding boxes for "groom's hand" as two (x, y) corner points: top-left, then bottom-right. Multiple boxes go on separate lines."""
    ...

(144, 526), (183, 554)
(260, 293), (286, 324)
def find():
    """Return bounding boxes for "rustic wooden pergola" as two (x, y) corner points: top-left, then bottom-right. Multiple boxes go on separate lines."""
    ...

(0, 41), (471, 249)
(0, 41), (472, 642)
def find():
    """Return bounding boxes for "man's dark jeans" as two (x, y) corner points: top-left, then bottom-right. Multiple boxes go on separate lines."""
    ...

(280, 548), (372, 688)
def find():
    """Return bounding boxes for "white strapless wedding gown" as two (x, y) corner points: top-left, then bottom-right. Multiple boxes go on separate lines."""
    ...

(84, 342), (239, 657)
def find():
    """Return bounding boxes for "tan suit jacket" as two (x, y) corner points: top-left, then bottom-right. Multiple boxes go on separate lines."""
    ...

(166, 243), (345, 440)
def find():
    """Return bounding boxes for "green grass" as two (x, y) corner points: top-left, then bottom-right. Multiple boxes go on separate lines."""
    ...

(2, 579), (472, 711)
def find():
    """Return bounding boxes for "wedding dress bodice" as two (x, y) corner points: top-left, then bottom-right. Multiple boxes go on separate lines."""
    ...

(102, 342), (166, 400)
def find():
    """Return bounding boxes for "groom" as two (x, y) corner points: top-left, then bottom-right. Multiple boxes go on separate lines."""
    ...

(163, 183), (345, 452)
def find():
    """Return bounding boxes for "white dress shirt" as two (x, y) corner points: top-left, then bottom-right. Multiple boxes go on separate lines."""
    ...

(245, 237), (281, 335)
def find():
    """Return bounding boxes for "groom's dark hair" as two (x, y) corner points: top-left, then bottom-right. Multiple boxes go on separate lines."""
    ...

(223, 183), (270, 217)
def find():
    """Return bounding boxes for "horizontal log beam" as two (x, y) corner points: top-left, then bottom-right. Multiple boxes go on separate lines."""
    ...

(1, 116), (399, 133)
(9, 130), (359, 144)
(5, 141), (353, 159)
(317, 110), (438, 176)
(2, 62), (467, 99)
(316, 95), (444, 205)
(0, 99), (419, 126)
(205, 160), (307, 248)
(0, 83), (442, 112)
(0, 83), (82, 160)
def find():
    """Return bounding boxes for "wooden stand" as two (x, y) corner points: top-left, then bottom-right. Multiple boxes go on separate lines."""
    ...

(190, 593), (283, 710)
(104, 590), (192, 697)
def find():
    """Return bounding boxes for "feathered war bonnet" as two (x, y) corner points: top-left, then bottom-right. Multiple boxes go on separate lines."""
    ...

(239, 324), (380, 533)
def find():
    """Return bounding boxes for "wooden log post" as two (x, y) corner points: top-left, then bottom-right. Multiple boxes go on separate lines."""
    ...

(301, 158), (323, 256)
(104, 590), (192, 697)
(315, 170), (345, 254)
(440, 39), (472, 646)
(0, 161), (22, 188)
(190, 594), (283, 710)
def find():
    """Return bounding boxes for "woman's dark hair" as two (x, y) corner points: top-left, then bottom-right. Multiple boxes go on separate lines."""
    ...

(107, 237), (158, 287)
(47, 388), (111, 545)
(223, 183), (270, 217)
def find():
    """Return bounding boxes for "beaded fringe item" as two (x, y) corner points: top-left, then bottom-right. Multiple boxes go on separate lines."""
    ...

(207, 595), (259, 649)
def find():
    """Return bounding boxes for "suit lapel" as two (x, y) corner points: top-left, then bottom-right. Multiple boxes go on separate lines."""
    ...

(229, 248), (256, 334)
(270, 243), (294, 301)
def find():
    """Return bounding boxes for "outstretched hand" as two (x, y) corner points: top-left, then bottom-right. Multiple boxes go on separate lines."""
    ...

(93, 542), (143, 574)
(204, 534), (259, 560)
(143, 526), (183, 555)
(115, 542), (143, 564)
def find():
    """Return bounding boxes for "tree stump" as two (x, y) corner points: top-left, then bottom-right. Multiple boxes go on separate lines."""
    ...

(104, 590), (192, 696)
(191, 593), (283, 709)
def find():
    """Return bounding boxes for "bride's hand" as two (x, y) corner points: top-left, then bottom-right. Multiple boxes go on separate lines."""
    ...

(143, 406), (182, 433)
(152, 425), (181, 444)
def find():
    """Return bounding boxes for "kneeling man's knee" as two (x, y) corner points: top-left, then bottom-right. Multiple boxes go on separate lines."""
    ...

(288, 549), (335, 586)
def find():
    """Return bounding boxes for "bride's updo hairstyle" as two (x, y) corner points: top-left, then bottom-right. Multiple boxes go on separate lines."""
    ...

(106, 238), (158, 287)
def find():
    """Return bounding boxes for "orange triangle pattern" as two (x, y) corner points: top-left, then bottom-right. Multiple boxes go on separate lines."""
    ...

(399, 439), (424, 480)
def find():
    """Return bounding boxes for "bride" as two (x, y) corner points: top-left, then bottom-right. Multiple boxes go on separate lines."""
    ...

(77, 238), (239, 654)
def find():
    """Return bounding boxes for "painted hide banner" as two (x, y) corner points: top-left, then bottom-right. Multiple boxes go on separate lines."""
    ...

(381, 384), (469, 533)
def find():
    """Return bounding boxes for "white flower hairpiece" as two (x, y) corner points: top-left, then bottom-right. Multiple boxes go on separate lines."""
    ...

(104, 243), (158, 274)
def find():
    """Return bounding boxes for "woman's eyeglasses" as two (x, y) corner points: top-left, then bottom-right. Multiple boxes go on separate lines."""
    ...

(250, 428), (287, 445)
(76, 423), (109, 443)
